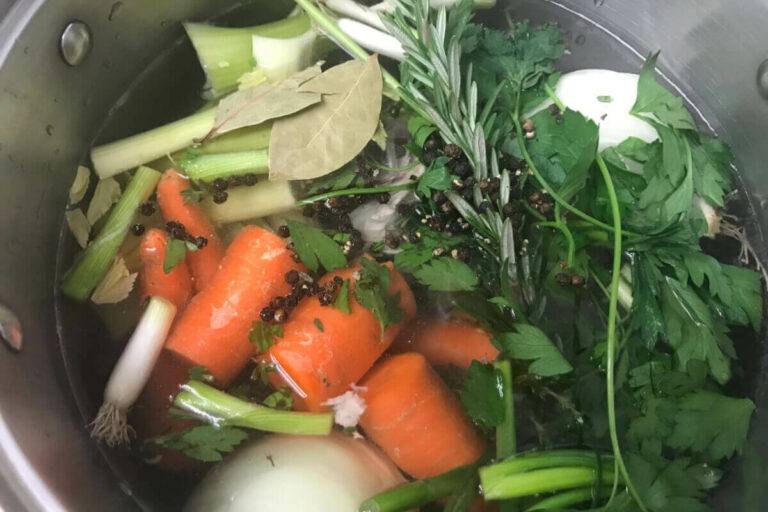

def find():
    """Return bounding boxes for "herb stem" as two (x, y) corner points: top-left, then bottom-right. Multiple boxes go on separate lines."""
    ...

(537, 204), (575, 268)
(174, 380), (333, 435)
(359, 464), (476, 512)
(595, 153), (647, 511)
(543, 83), (566, 112)
(482, 465), (616, 501)
(480, 450), (612, 483)
(367, 158), (420, 173)
(297, 182), (416, 205)
(495, 359), (518, 512)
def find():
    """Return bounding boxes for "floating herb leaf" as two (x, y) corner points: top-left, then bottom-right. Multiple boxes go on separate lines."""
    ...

(354, 258), (403, 334)
(163, 238), (189, 274)
(151, 425), (247, 462)
(248, 321), (284, 353)
(496, 325), (572, 377)
(333, 279), (352, 314)
(413, 258), (479, 292)
(461, 361), (506, 428)
(286, 220), (346, 273)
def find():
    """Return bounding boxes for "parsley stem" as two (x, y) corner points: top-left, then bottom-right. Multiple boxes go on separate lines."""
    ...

(543, 83), (566, 112)
(174, 380), (333, 435)
(495, 361), (518, 512)
(359, 464), (476, 512)
(595, 153), (647, 511)
(297, 182), (416, 205)
(367, 158), (420, 173)
(482, 466), (616, 501)
(537, 204), (575, 268)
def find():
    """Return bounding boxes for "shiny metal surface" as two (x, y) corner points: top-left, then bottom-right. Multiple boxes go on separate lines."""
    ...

(59, 20), (92, 66)
(0, 0), (765, 511)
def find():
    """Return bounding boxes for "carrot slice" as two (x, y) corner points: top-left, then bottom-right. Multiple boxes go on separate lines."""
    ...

(269, 262), (416, 412)
(156, 170), (224, 292)
(403, 319), (499, 369)
(359, 352), (486, 479)
(164, 226), (301, 386)
(139, 228), (193, 312)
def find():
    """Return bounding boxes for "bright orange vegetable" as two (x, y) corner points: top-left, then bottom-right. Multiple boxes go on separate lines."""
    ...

(268, 262), (416, 411)
(359, 352), (486, 479)
(164, 226), (301, 386)
(156, 170), (224, 292)
(403, 319), (499, 369)
(139, 228), (193, 312)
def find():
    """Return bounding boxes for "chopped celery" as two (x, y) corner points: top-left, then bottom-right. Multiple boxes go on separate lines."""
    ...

(92, 109), (215, 179)
(180, 150), (269, 182)
(185, 14), (311, 97)
(524, 486), (613, 511)
(203, 180), (297, 224)
(194, 124), (272, 155)
(62, 166), (161, 301)
(175, 380), (333, 436)
(482, 465), (617, 501)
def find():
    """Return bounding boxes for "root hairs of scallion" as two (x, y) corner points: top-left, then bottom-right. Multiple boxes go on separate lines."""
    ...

(90, 402), (134, 447)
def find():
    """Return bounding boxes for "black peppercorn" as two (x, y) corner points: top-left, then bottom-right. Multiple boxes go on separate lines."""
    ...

(285, 270), (300, 285)
(318, 292), (334, 306)
(277, 225), (290, 238)
(555, 273), (570, 286)
(443, 143), (463, 159)
(377, 192), (391, 204)
(195, 236), (208, 249)
(244, 173), (258, 186)
(260, 308), (275, 322)
(432, 191), (446, 204)
(212, 191), (228, 204)
(212, 178), (228, 192)
(131, 223), (146, 236)
(272, 309), (287, 323)
(139, 202), (156, 216)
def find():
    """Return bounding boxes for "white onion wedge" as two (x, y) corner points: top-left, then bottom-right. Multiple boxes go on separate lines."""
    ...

(337, 18), (405, 61)
(90, 297), (177, 447)
(185, 434), (405, 512)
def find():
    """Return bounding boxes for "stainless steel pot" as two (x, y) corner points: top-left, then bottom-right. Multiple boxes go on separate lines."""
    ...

(0, 0), (766, 510)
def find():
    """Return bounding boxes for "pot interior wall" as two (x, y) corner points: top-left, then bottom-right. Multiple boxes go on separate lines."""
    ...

(2, 0), (763, 510)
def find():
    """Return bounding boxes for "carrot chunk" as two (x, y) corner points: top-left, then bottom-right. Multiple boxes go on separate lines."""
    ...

(164, 226), (301, 386)
(404, 319), (499, 369)
(156, 170), (224, 292)
(359, 352), (486, 479)
(139, 228), (193, 312)
(269, 262), (416, 411)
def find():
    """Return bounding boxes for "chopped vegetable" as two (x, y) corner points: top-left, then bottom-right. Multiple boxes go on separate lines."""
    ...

(139, 228), (192, 311)
(164, 226), (301, 385)
(179, 150), (269, 182)
(269, 263), (415, 411)
(185, 434), (404, 512)
(322, 387), (367, 428)
(359, 352), (486, 479)
(406, 319), (499, 369)
(174, 381), (333, 435)
(62, 166), (161, 301)
(86, 177), (121, 225)
(156, 170), (224, 292)
(202, 180), (297, 224)
(91, 297), (177, 446)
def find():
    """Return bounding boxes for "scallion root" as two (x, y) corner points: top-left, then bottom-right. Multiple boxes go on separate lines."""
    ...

(90, 402), (134, 447)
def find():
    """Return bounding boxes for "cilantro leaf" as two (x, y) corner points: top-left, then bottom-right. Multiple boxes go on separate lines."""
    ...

(333, 279), (351, 314)
(412, 257), (479, 292)
(151, 425), (247, 462)
(667, 391), (754, 461)
(496, 325), (572, 377)
(248, 321), (284, 352)
(631, 52), (696, 130)
(286, 221), (346, 273)
(163, 238), (189, 274)
(460, 361), (506, 428)
(313, 318), (324, 332)
(417, 157), (453, 197)
(354, 258), (404, 334)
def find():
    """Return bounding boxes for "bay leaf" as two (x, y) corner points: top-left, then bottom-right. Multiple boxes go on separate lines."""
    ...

(268, 55), (383, 181)
(205, 64), (324, 140)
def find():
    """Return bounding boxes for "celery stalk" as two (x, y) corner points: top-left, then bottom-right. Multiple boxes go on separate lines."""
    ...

(92, 109), (216, 179)
(482, 466), (617, 501)
(175, 381), (333, 436)
(203, 180), (297, 224)
(480, 450), (611, 483)
(180, 150), (269, 182)
(185, 14), (311, 97)
(524, 486), (613, 511)
(62, 166), (161, 301)
(194, 124), (272, 155)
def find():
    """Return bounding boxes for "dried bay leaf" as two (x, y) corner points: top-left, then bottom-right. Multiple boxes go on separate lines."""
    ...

(205, 64), (324, 140)
(268, 55), (383, 181)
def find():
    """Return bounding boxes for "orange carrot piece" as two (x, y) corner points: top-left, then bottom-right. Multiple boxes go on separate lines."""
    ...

(359, 352), (486, 479)
(268, 262), (416, 412)
(139, 228), (193, 312)
(164, 226), (301, 386)
(404, 319), (499, 369)
(156, 170), (224, 292)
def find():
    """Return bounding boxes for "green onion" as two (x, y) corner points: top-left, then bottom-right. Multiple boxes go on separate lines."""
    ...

(174, 380), (333, 436)
(92, 109), (215, 179)
(185, 14), (311, 97)
(482, 466), (616, 501)
(62, 166), (161, 301)
(524, 485), (613, 511)
(180, 149), (269, 182)
(359, 464), (476, 512)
